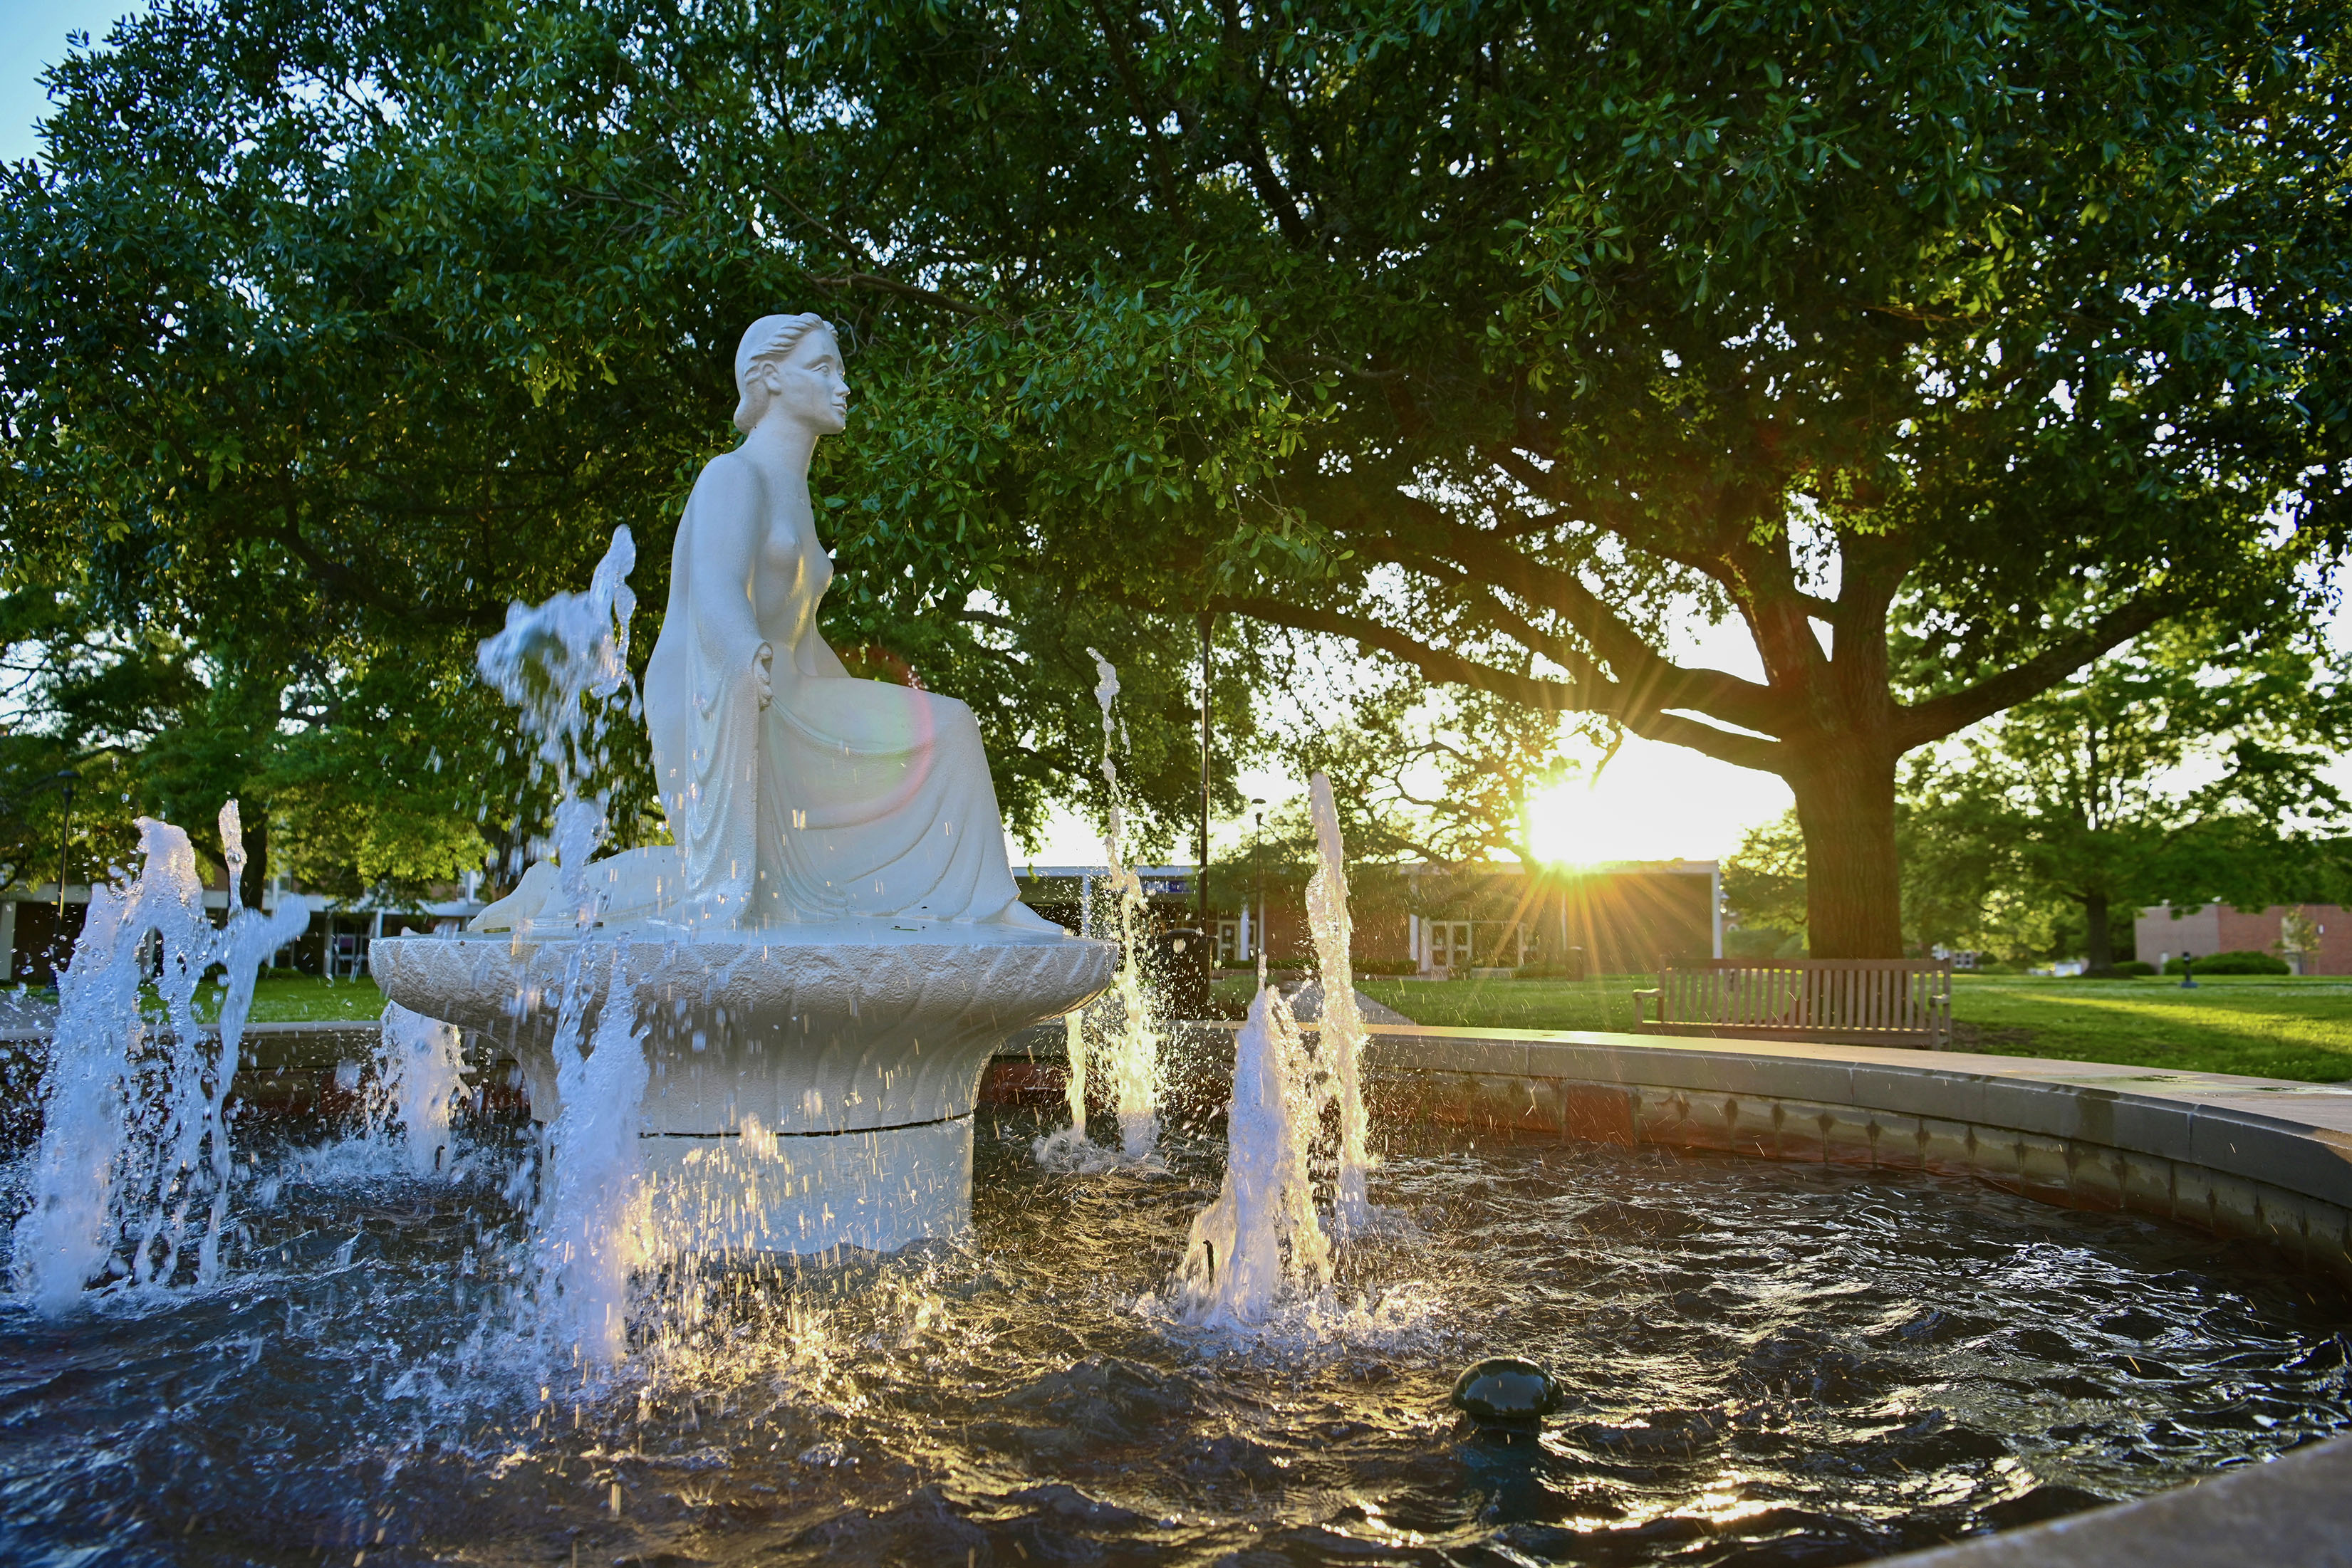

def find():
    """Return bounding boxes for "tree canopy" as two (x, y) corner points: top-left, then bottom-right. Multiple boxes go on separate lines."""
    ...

(750, 0), (2351, 953)
(0, 0), (1254, 897)
(3, 0), (2345, 939)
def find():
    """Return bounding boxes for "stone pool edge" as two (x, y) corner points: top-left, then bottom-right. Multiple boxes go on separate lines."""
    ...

(1356, 1027), (2352, 1280)
(1350, 1026), (2352, 1568)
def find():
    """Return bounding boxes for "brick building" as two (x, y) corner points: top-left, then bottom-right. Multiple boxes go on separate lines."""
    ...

(1016, 859), (1722, 978)
(2134, 902), (2352, 975)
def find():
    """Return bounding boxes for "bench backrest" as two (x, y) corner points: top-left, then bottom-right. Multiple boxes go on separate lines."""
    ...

(1657, 958), (1953, 1040)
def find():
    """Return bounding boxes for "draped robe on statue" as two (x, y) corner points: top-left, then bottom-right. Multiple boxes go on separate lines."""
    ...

(642, 451), (1050, 929)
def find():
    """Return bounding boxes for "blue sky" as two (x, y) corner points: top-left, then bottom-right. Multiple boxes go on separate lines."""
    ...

(0, 0), (132, 165)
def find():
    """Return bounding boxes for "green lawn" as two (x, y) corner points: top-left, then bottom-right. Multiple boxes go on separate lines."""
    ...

(1942, 974), (2352, 1082)
(1358, 975), (1656, 1033)
(14, 972), (392, 1025)
(196, 973), (387, 1024)
(1306, 971), (2352, 1084)
(1209, 973), (1657, 1031)
(145, 966), (2352, 1081)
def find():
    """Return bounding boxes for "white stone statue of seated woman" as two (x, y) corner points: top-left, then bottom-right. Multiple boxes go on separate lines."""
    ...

(472, 312), (1053, 935)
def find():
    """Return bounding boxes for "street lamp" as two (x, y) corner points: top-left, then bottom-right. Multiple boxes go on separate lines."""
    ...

(1250, 798), (1266, 963)
(51, 771), (77, 921)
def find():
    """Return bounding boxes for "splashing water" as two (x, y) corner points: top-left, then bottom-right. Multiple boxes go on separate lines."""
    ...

(1057, 874), (1093, 1146)
(1169, 773), (1380, 1327)
(1036, 652), (1160, 1170)
(475, 526), (639, 926)
(379, 1002), (468, 1178)
(531, 957), (650, 1362)
(475, 526), (649, 1360)
(1174, 983), (1331, 1324)
(12, 804), (312, 1313)
(1306, 771), (1373, 1234)
(1090, 654), (1163, 1161)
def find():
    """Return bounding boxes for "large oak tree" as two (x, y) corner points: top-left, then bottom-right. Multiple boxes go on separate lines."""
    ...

(0, 0), (1253, 892)
(735, 0), (2352, 955)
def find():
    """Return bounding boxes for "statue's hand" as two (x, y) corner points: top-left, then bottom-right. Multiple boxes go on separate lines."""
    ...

(754, 642), (774, 711)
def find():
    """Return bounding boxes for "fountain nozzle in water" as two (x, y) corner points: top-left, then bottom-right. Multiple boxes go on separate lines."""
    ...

(1450, 1357), (1563, 1436)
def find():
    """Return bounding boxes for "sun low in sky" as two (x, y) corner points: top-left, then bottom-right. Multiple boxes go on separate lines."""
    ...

(1521, 738), (1793, 867)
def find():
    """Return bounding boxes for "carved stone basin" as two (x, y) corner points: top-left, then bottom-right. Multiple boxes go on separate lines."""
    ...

(373, 921), (1113, 1255)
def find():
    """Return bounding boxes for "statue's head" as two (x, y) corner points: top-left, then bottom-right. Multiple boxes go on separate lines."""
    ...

(732, 313), (845, 436)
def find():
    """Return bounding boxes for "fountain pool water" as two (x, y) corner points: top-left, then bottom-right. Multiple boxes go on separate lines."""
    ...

(0, 1103), (2345, 1564)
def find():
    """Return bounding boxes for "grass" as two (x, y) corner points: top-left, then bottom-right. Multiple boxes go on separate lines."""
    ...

(1944, 974), (2352, 1083)
(1359, 975), (1657, 1033)
(1289, 971), (2352, 1084)
(111, 973), (387, 1025)
(189, 973), (386, 1023)
(1210, 973), (1657, 1031)
(9, 972), (387, 1025)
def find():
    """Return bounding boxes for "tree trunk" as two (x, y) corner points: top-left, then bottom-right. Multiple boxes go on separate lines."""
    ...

(2082, 890), (2113, 971)
(239, 808), (269, 911)
(1787, 753), (1903, 959)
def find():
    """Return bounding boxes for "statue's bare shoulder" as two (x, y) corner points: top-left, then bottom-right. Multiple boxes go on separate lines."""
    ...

(687, 447), (791, 550)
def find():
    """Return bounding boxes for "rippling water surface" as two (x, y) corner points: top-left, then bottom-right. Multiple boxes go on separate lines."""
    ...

(1, 1109), (2346, 1567)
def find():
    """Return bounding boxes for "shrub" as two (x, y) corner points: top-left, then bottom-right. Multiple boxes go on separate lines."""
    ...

(2163, 951), (2291, 976)
(1352, 958), (1423, 976)
(2113, 960), (2158, 976)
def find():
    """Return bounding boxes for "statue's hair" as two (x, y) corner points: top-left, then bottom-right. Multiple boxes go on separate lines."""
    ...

(732, 313), (834, 432)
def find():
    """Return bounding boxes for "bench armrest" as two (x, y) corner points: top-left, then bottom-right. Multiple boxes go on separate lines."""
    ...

(1630, 987), (1660, 1024)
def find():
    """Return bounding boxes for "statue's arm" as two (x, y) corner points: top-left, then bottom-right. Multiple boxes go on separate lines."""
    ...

(685, 456), (775, 698)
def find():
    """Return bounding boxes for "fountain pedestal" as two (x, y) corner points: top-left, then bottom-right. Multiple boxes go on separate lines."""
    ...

(373, 921), (1111, 1255)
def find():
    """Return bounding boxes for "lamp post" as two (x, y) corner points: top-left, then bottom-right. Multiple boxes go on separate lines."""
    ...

(1251, 798), (1266, 963)
(53, 771), (76, 921)
(1197, 611), (1212, 934)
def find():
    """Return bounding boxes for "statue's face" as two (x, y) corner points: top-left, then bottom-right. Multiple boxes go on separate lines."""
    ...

(768, 327), (849, 436)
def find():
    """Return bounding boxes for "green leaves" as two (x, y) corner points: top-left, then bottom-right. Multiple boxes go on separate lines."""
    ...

(1898, 618), (2352, 958)
(4, 0), (2346, 935)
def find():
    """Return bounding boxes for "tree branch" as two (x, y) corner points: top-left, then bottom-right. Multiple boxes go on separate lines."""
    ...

(1212, 592), (1786, 771)
(1323, 489), (1785, 733)
(806, 271), (995, 320)
(1086, 0), (1183, 212)
(1892, 595), (2181, 751)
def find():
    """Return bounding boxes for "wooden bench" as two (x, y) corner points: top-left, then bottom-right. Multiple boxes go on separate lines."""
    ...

(1633, 958), (1953, 1050)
